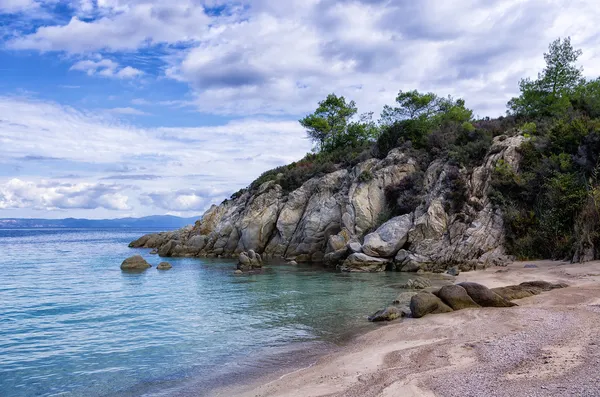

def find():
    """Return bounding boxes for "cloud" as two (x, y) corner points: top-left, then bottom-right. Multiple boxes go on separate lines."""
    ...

(7, 1), (600, 117)
(109, 107), (149, 116)
(0, 0), (37, 13)
(102, 174), (162, 180)
(70, 58), (143, 79)
(0, 95), (312, 216)
(0, 178), (131, 210)
(140, 187), (227, 211)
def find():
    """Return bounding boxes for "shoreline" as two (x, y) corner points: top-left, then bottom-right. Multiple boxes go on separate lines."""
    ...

(211, 260), (600, 396)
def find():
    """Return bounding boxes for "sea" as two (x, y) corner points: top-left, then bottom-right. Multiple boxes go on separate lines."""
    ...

(0, 228), (413, 396)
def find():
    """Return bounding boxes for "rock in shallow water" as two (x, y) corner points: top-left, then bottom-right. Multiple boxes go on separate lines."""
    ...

(400, 277), (432, 290)
(120, 255), (151, 271)
(157, 262), (172, 270)
(237, 251), (263, 271)
(338, 253), (391, 272)
(368, 306), (404, 322)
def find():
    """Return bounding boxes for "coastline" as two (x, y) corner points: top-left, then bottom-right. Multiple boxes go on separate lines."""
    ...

(211, 260), (600, 396)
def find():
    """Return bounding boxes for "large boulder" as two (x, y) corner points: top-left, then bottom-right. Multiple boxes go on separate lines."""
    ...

(237, 250), (263, 271)
(120, 255), (151, 271)
(458, 282), (517, 308)
(362, 214), (413, 258)
(492, 281), (568, 300)
(338, 253), (391, 272)
(394, 250), (432, 272)
(410, 292), (454, 318)
(435, 285), (480, 310)
(368, 306), (404, 322)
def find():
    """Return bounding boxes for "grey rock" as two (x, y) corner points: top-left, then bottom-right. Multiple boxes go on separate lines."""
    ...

(348, 241), (363, 254)
(400, 277), (432, 290)
(362, 214), (413, 258)
(524, 264), (538, 269)
(237, 251), (262, 271)
(120, 255), (151, 271)
(157, 262), (172, 270)
(368, 306), (404, 322)
(446, 266), (460, 276)
(435, 285), (480, 310)
(338, 253), (391, 272)
(410, 292), (454, 318)
(458, 282), (517, 308)
(128, 135), (527, 271)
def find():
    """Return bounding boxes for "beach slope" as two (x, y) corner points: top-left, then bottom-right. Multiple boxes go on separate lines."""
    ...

(213, 260), (600, 397)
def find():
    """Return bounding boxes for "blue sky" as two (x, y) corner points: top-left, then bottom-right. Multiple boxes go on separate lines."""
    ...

(1, 0), (600, 219)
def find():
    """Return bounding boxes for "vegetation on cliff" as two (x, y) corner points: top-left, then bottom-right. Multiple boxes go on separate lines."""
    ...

(226, 37), (600, 263)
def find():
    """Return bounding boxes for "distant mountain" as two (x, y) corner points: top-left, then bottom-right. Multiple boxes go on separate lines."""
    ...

(0, 215), (201, 229)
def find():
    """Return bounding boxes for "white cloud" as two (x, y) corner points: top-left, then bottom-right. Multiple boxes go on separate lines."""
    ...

(70, 58), (143, 79)
(0, 178), (131, 210)
(8, 1), (600, 117)
(0, 0), (36, 13)
(141, 187), (227, 211)
(0, 96), (312, 215)
(109, 107), (149, 115)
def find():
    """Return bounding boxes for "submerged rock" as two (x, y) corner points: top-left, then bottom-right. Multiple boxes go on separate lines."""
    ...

(368, 306), (404, 322)
(157, 262), (172, 270)
(400, 277), (432, 290)
(120, 255), (151, 271)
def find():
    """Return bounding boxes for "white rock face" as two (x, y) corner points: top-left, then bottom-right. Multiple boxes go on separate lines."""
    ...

(362, 214), (413, 258)
(131, 135), (526, 272)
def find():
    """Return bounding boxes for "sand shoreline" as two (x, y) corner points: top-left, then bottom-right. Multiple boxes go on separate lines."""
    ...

(211, 260), (600, 396)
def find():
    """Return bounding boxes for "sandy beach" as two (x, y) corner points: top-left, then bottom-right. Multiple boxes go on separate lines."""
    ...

(212, 260), (600, 397)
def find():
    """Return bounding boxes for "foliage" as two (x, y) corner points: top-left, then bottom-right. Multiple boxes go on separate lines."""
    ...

(508, 37), (583, 117)
(299, 94), (378, 153)
(384, 172), (425, 216)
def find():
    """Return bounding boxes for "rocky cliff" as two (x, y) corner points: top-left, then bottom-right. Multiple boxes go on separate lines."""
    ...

(130, 135), (526, 272)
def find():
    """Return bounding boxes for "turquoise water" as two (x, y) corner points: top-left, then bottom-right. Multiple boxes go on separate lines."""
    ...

(0, 229), (412, 397)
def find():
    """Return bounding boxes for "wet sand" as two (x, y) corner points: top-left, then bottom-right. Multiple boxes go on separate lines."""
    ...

(210, 260), (600, 396)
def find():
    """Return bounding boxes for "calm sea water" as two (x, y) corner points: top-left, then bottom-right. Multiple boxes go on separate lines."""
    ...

(0, 228), (412, 397)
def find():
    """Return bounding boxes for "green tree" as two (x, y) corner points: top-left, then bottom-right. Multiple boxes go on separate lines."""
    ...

(299, 94), (358, 152)
(380, 90), (439, 125)
(508, 37), (583, 116)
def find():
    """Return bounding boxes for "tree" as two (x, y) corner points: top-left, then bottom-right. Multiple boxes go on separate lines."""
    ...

(300, 94), (358, 151)
(380, 90), (439, 126)
(508, 37), (583, 116)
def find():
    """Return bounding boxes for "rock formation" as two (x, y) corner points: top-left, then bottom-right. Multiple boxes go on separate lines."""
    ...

(120, 255), (151, 271)
(157, 262), (172, 270)
(237, 250), (263, 271)
(130, 135), (526, 272)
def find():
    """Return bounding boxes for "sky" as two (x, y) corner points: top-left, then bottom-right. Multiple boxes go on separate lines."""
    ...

(1, 0), (600, 219)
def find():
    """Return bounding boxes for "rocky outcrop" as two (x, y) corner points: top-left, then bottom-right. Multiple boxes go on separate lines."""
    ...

(338, 253), (391, 272)
(157, 262), (172, 270)
(237, 250), (263, 271)
(120, 255), (151, 271)
(131, 135), (526, 272)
